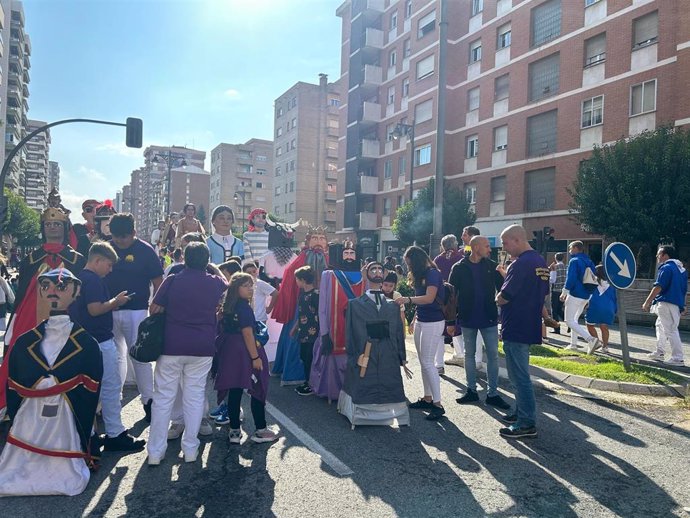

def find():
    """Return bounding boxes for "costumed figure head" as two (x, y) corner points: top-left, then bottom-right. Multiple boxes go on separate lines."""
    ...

(265, 215), (298, 267)
(304, 225), (328, 284)
(38, 268), (81, 314)
(81, 199), (100, 227)
(382, 272), (398, 299)
(109, 213), (137, 250)
(247, 208), (267, 232)
(40, 206), (70, 245)
(183, 203), (197, 219)
(366, 261), (385, 287)
(211, 205), (234, 236)
(48, 188), (68, 213)
(328, 240), (359, 271)
(94, 200), (117, 240)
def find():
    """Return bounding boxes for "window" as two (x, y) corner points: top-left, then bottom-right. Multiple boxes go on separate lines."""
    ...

(290, 160), (295, 171)
(290, 181), (294, 192)
(388, 85), (395, 105)
(471, 0), (483, 16)
(468, 87), (480, 111)
(386, 123), (395, 142)
(630, 79), (656, 116)
(290, 97), (297, 109)
(403, 39), (411, 58)
(585, 0), (601, 6)
(466, 135), (479, 158)
(405, 0), (412, 19)
(289, 202), (294, 213)
(498, 23), (511, 49)
(633, 11), (658, 49)
(390, 10), (398, 29)
(494, 125), (508, 150)
(584, 33), (606, 66)
(275, 186), (282, 195)
(277, 107), (284, 117)
(276, 127), (282, 137)
(291, 139), (296, 150)
(416, 54), (434, 79)
(418, 10), (436, 39)
(402, 77), (410, 97)
(276, 146), (282, 157)
(384, 159), (393, 179)
(525, 167), (555, 211)
(492, 75), (510, 104)
(256, 181), (264, 189)
(470, 39), (482, 63)
(275, 166), (281, 176)
(389, 49), (397, 68)
(415, 144), (432, 165)
(399, 156), (406, 176)
(527, 110), (558, 156)
(257, 169), (266, 175)
(292, 118), (297, 128)
(256, 155), (267, 162)
(581, 95), (603, 128)
(528, 53), (560, 102)
(464, 182), (477, 205)
(330, 98), (341, 107)
(491, 176), (506, 202)
(327, 183), (336, 192)
(274, 205), (280, 215)
(531, 0), (561, 47)
(414, 99), (433, 123)
(383, 198), (391, 216)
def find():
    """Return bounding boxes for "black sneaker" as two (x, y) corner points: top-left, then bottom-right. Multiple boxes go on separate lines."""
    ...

(104, 431), (146, 452)
(426, 405), (446, 421)
(89, 434), (104, 461)
(499, 426), (537, 439)
(409, 398), (434, 409)
(295, 383), (313, 396)
(456, 390), (479, 404)
(143, 399), (153, 423)
(502, 413), (518, 424)
(485, 395), (511, 410)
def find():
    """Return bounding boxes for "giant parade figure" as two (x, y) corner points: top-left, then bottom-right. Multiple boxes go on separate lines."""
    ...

(0, 204), (86, 416)
(271, 226), (328, 384)
(0, 268), (102, 496)
(242, 208), (269, 263)
(309, 241), (365, 401)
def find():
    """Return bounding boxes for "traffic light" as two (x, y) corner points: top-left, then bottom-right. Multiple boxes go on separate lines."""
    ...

(125, 117), (143, 148)
(532, 229), (544, 254)
(543, 226), (555, 250)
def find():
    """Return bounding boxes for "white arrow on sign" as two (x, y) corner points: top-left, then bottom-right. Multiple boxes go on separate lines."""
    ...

(610, 251), (631, 278)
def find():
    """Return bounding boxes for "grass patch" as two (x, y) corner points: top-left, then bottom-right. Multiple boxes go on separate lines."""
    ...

(498, 342), (686, 386)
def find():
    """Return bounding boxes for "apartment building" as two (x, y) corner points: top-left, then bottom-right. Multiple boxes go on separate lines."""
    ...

(209, 139), (274, 229)
(273, 74), (341, 233)
(336, 0), (690, 262)
(48, 160), (60, 191)
(0, 0), (31, 194)
(24, 119), (49, 210)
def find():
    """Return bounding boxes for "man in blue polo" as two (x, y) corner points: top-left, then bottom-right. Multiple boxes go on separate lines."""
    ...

(643, 245), (688, 366)
(496, 225), (549, 439)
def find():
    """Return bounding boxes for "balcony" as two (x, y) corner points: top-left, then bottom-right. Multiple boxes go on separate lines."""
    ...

(362, 27), (383, 50)
(358, 211), (377, 230)
(359, 175), (378, 194)
(352, 0), (384, 22)
(360, 138), (379, 159)
(360, 64), (382, 93)
(360, 101), (381, 127)
(325, 191), (337, 201)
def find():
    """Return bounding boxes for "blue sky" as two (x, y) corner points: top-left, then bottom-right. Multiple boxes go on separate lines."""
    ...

(23, 0), (342, 218)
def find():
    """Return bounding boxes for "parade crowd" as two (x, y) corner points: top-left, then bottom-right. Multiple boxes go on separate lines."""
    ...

(0, 190), (685, 497)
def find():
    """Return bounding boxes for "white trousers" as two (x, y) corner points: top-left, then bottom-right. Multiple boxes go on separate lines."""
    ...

(654, 302), (684, 361)
(452, 333), (484, 364)
(564, 295), (595, 347)
(414, 320), (444, 403)
(171, 377), (211, 424)
(98, 339), (126, 438)
(147, 355), (213, 461)
(112, 309), (154, 403)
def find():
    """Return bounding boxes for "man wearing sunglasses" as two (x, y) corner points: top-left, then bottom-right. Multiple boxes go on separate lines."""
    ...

(73, 199), (101, 257)
(0, 206), (86, 418)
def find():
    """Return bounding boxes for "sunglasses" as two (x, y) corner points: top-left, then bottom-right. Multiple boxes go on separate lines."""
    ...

(83, 206), (95, 213)
(44, 221), (64, 228)
(39, 279), (73, 292)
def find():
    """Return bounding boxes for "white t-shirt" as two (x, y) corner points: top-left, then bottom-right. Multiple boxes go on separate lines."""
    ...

(252, 278), (276, 322)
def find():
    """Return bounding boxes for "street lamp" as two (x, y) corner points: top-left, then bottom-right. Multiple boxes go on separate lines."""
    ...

(233, 189), (249, 232)
(152, 150), (187, 215)
(391, 119), (415, 202)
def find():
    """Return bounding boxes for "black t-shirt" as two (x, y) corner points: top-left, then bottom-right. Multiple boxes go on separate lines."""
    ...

(69, 269), (113, 342)
(106, 239), (164, 310)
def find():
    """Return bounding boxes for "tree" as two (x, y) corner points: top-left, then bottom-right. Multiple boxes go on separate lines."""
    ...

(4, 188), (41, 248)
(569, 126), (690, 276)
(391, 179), (476, 248)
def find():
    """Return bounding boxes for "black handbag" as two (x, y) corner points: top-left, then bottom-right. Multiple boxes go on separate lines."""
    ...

(129, 312), (166, 363)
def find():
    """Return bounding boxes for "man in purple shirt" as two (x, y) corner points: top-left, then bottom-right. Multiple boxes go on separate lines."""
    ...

(496, 225), (549, 439)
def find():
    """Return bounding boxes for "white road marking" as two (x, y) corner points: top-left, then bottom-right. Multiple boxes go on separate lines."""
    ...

(265, 401), (354, 477)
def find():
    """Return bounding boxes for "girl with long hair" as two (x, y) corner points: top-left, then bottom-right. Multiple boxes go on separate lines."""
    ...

(396, 246), (446, 420)
(585, 264), (617, 354)
(214, 273), (278, 444)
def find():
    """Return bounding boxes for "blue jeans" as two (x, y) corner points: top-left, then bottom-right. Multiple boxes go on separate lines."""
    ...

(462, 326), (499, 396)
(503, 341), (536, 428)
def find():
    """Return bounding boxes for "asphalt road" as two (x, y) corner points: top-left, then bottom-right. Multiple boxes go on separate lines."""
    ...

(1, 339), (689, 518)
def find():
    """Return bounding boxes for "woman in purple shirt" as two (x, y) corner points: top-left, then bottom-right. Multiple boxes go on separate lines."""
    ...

(146, 242), (228, 465)
(396, 246), (446, 420)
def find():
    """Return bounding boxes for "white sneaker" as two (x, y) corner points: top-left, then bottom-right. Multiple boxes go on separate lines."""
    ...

(646, 351), (665, 361)
(184, 449), (198, 463)
(600, 346), (609, 354)
(444, 357), (464, 367)
(148, 456), (162, 466)
(587, 338), (602, 355)
(228, 428), (242, 444)
(167, 423), (185, 441)
(198, 418), (213, 436)
(565, 345), (579, 351)
(664, 358), (685, 366)
(251, 427), (279, 444)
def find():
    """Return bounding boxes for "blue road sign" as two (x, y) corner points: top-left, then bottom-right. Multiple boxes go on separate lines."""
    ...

(603, 242), (637, 290)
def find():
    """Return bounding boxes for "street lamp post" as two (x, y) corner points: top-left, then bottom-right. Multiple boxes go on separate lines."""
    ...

(152, 150), (187, 215)
(391, 119), (415, 202)
(233, 189), (249, 232)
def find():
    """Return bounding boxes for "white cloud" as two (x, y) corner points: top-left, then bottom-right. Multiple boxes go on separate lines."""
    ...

(95, 142), (143, 158)
(75, 166), (108, 184)
(223, 88), (242, 100)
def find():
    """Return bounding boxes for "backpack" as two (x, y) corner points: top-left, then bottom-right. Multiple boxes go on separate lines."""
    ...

(129, 313), (166, 363)
(436, 281), (458, 323)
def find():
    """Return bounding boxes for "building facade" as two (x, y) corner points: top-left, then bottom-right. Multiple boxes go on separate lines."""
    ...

(209, 139), (274, 231)
(336, 0), (690, 262)
(272, 75), (341, 233)
(24, 119), (49, 210)
(48, 160), (59, 191)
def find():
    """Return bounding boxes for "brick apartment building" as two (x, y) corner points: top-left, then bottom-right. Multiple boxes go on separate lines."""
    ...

(273, 74), (341, 234)
(336, 0), (690, 262)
